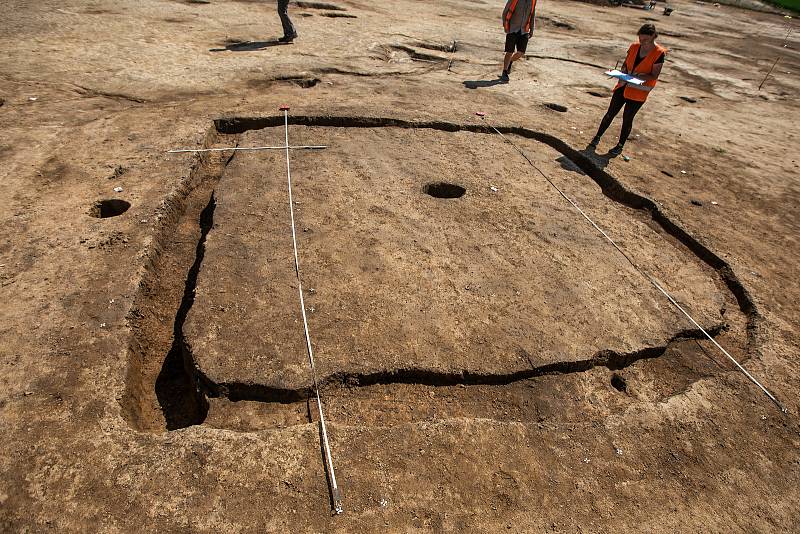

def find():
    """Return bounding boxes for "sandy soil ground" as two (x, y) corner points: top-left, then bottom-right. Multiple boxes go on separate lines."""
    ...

(1, 0), (799, 532)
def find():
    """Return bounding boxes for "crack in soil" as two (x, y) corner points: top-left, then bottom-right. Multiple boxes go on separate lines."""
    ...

(295, 1), (347, 10)
(389, 44), (448, 63)
(520, 55), (605, 70)
(71, 84), (147, 103)
(320, 12), (357, 18)
(413, 40), (458, 53)
(316, 66), (425, 77)
(247, 76), (321, 89)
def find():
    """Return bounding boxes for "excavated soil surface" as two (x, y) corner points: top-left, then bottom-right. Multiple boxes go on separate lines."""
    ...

(186, 125), (725, 395)
(1, 0), (799, 532)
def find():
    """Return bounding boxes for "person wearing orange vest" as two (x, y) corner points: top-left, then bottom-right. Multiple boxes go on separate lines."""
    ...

(588, 24), (667, 157)
(500, 0), (537, 83)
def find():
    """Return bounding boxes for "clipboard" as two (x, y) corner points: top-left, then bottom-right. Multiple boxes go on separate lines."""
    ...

(605, 69), (646, 85)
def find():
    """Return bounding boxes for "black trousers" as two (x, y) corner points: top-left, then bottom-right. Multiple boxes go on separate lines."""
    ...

(278, 0), (296, 37)
(595, 87), (644, 146)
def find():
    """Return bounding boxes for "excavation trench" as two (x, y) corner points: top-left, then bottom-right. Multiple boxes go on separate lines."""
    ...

(121, 129), (237, 431)
(123, 117), (758, 433)
(196, 325), (728, 404)
(200, 329), (736, 432)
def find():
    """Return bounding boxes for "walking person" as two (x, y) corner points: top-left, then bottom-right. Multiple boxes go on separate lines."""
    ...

(277, 0), (297, 43)
(500, 0), (537, 83)
(588, 24), (666, 157)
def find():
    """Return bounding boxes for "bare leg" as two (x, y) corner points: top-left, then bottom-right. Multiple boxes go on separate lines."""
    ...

(503, 52), (515, 71)
(504, 51), (524, 71)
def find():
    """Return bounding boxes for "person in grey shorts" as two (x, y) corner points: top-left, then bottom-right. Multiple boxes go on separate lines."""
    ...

(277, 0), (297, 42)
(501, 0), (537, 82)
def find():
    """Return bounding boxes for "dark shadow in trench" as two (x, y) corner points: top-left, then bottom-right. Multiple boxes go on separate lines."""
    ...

(559, 150), (611, 172)
(154, 193), (216, 430)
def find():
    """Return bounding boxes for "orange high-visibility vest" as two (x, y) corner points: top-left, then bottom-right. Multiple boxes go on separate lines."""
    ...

(504, 0), (537, 34)
(614, 43), (667, 102)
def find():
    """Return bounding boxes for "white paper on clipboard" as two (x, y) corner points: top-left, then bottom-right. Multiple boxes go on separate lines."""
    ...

(605, 69), (645, 85)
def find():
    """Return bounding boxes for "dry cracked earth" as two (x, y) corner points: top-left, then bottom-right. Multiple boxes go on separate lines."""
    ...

(1, 0), (799, 532)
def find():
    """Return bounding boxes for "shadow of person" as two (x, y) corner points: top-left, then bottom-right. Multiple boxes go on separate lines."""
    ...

(209, 39), (290, 52)
(557, 149), (611, 173)
(580, 148), (611, 171)
(463, 78), (505, 89)
(556, 155), (586, 175)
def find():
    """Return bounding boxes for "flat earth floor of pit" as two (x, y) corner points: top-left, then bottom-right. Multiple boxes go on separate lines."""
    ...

(184, 126), (727, 395)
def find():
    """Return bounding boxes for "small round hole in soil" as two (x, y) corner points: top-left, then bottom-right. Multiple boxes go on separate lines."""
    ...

(90, 199), (130, 218)
(544, 103), (568, 112)
(611, 373), (627, 393)
(423, 182), (466, 199)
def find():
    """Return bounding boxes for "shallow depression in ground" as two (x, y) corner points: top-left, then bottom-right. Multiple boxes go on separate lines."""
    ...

(182, 125), (727, 394)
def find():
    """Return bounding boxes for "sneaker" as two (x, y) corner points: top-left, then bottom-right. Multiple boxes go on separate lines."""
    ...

(278, 34), (297, 43)
(587, 136), (601, 150)
(608, 144), (624, 157)
(499, 70), (510, 83)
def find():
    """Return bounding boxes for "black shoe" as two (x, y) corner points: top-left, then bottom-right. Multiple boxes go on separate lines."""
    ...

(500, 70), (509, 83)
(587, 136), (601, 151)
(278, 34), (297, 43)
(608, 144), (624, 157)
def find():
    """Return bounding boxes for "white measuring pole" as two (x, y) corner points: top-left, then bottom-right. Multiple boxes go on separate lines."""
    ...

(475, 112), (786, 414)
(280, 107), (344, 514)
